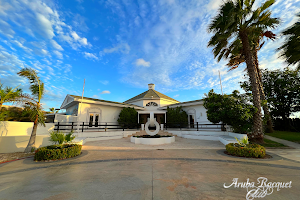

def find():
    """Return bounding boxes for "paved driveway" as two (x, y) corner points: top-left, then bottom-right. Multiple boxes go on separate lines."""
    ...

(0, 138), (300, 200)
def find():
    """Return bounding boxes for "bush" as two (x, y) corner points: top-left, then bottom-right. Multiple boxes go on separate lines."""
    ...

(166, 106), (188, 128)
(118, 107), (138, 128)
(225, 143), (266, 158)
(34, 144), (82, 161)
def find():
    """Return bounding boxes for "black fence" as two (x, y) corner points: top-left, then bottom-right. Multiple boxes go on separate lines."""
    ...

(54, 122), (140, 132)
(54, 122), (225, 132)
(164, 122), (225, 131)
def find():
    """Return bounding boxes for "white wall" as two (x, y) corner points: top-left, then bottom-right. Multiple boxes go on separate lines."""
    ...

(0, 121), (55, 136)
(181, 104), (211, 124)
(78, 103), (123, 123)
(0, 135), (52, 153)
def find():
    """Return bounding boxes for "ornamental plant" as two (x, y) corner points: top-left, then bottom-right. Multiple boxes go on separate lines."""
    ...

(235, 136), (249, 147)
(49, 131), (75, 145)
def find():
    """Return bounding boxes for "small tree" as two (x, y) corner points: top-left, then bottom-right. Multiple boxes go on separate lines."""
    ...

(240, 68), (300, 130)
(166, 106), (188, 127)
(118, 107), (138, 128)
(203, 90), (255, 134)
(18, 68), (45, 152)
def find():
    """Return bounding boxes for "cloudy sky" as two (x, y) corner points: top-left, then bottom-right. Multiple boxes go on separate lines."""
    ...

(0, 0), (299, 111)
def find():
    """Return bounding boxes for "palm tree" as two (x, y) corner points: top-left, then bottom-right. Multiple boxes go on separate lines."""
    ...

(18, 68), (45, 153)
(278, 14), (300, 71)
(0, 84), (26, 108)
(226, 31), (277, 133)
(208, 0), (279, 142)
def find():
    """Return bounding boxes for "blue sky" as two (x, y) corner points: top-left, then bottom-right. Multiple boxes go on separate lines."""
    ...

(0, 0), (299, 114)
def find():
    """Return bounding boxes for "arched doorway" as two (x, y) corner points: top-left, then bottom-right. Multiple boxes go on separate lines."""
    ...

(187, 108), (196, 128)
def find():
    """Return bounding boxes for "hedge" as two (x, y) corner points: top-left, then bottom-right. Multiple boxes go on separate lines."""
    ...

(225, 143), (266, 158)
(34, 144), (82, 161)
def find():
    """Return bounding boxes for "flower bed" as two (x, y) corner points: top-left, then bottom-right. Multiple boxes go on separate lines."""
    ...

(225, 143), (266, 158)
(34, 144), (82, 161)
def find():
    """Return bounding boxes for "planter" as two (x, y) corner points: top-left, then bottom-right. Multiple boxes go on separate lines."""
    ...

(131, 136), (175, 145)
(34, 144), (82, 161)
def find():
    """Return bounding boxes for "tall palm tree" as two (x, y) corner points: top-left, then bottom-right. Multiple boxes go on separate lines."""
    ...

(18, 68), (45, 153)
(226, 31), (277, 133)
(208, 0), (279, 142)
(278, 14), (300, 71)
(0, 84), (27, 109)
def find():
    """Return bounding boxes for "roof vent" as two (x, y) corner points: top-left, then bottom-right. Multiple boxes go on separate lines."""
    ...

(148, 83), (155, 90)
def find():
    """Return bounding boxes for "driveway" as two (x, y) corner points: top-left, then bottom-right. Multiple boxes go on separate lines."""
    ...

(0, 138), (300, 200)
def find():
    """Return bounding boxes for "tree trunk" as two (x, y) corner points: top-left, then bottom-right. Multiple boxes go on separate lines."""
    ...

(0, 102), (2, 109)
(253, 51), (274, 133)
(240, 31), (264, 143)
(24, 115), (38, 153)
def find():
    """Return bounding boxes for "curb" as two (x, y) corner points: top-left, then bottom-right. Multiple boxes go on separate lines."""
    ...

(0, 156), (34, 165)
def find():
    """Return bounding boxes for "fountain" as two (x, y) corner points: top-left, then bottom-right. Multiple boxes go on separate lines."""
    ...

(130, 112), (175, 145)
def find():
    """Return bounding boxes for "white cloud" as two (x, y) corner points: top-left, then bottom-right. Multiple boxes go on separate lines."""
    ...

(99, 80), (109, 85)
(173, 94), (179, 98)
(71, 31), (80, 40)
(11, 40), (32, 53)
(100, 90), (111, 94)
(83, 52), (98, 60)
(50, 40), (63, 51)
(0, 19), (14, 38)
(53, 50), (63, 59)
(135, 58), (150, 67)
(207, 0), (223, 11)
(103, 43), (130, 54)
(36, 13), (54, 39)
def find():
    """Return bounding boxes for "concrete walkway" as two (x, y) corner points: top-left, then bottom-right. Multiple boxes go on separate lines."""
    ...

(1, 138), (300, 200)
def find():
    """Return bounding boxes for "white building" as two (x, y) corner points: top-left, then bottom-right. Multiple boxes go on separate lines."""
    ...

(57, 83), (211, 126)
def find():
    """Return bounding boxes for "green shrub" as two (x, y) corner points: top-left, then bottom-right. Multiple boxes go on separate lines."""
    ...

(118, 107), (138, 128)
(34, 144), (82, 161)
(225, 143), (266, 158)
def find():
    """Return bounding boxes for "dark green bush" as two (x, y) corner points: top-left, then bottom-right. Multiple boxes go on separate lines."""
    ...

(34, 144), (82, 161)
(225, 143), (266, 158)
(118, 107), (138, 128)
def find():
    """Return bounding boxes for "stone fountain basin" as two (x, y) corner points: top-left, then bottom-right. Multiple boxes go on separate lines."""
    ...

(130, 136), (175, 145)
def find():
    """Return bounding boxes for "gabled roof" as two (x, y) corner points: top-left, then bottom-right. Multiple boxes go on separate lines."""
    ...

(60, 94), (144, 110)
(124, 89), (179, 103)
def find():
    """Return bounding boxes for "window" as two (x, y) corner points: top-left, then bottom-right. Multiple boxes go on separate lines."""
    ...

(146, 102), (158, 106)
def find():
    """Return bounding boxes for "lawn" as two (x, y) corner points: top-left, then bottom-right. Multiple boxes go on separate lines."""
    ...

(260, 138), (287, 148)
(266, 130), (300, 144)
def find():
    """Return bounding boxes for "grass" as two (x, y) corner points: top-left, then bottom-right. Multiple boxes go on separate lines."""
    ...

(259, 138), (287, 148)
(265, 130), (300, 144)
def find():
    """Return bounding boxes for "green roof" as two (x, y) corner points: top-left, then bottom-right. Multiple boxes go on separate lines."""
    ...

(69, 95), (144, 108)
(124, 89), (179, 103)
